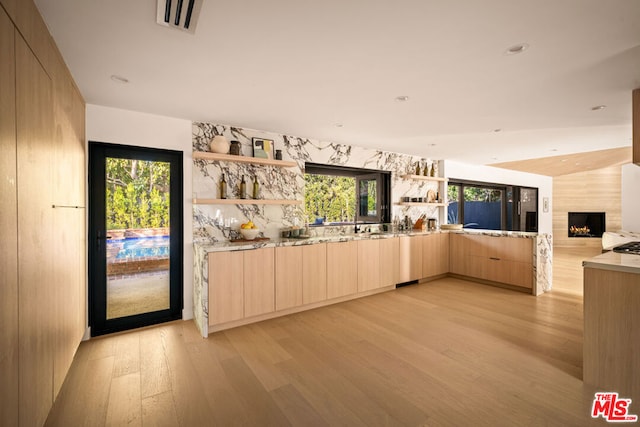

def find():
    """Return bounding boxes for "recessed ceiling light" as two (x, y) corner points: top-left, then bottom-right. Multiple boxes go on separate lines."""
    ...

(110, 74), (129, 84)
(550, 148), (558, 152)
(491, 157), (498, 160)
(504, 43), (529, 55)
(335, 123), (344, 128)
(493, 128), (502, 133)
(591, 105), (606, 111)
(395, 96), (409, 102)
(428, 143), (437, 147)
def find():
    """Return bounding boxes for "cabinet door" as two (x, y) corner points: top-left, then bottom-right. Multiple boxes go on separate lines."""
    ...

(379, 237), (399, 287)
(423, 233), (450, 278)
(302, 243), (327, 304)
(0, 9), (18, 427)
(506, 261), (533, 289)
(449, 233), (466, 275)
(16, 32), (54, 427)
(422, 234), (439, 278)
(327, 241), (358, 299)
(438, 233), (450, 274)
(275, 246), (303, 310)
(399, 236), (423, 282)
(208, 251), (244, 325)
(357, 239), (381, 292)
(244, 248), (275, 317)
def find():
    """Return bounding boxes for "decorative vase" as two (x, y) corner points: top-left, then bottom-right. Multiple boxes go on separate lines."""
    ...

(230, 140), (241, 156)
(209, 135), (230, 154)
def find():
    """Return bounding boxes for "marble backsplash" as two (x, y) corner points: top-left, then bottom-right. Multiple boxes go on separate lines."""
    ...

(193, 122), (444, 242)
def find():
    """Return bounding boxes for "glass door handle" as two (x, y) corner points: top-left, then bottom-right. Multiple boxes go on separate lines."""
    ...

(96, 231), (112, 248)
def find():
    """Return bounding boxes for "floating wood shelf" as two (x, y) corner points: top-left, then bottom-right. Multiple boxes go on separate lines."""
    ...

(395, 202), (447, 207)
(400, 174), (447, 182)
(193, 152), (297, 167)
(193, 198), (302, 205)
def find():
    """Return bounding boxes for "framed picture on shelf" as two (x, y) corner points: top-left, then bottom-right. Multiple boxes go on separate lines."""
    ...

(252, 138), (274, 160)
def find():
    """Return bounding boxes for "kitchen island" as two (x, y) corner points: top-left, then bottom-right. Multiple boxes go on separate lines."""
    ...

(583, 252), (640, 402)
(193, 229), (552, 337)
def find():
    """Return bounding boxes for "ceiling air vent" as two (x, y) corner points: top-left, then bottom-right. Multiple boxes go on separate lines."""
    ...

(156, 0), (203, 34)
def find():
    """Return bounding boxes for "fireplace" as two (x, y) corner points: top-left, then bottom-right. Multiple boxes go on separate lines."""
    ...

(568, 212), (605, 238)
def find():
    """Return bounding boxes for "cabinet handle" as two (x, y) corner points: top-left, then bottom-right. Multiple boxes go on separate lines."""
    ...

(489, 257), (501, 261)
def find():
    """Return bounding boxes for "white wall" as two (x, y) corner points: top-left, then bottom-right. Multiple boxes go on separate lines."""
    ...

(86, 104), (194, 320)
(622, 163), (640, 231)
(443, 161), (553, 234)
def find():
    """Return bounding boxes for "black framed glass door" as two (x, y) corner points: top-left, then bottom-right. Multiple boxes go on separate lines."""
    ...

(89, 142), (183, 336)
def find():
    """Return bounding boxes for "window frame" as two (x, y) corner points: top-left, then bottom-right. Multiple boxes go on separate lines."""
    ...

(448, 179), (538, 232)
(304, 163), (391, 225)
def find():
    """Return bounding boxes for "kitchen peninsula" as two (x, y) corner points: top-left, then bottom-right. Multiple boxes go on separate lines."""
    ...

(193, 229), (552, 337)
(583, 252), (640, 402)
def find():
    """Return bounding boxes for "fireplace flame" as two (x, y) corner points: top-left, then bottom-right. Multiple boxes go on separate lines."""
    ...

(570, 225), (590, 235)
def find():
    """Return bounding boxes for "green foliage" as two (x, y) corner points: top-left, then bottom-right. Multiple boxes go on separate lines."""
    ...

(105, 158), (170, 230)
(304, 174), (356, 223)
(448, 184), (501, 203)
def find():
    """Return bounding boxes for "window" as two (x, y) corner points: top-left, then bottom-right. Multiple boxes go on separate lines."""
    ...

(304, 163), (391, 225)
(448, 179), (538, 232)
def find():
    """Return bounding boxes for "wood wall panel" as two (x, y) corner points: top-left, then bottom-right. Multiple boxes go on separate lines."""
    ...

(2, 2), (86, 425)
(16, 31), (54, 427)
(0, 0), (17, 22)
(49, 43), (86, 399)
(552, 166), (622, 248)
(0, 7), (19, 427)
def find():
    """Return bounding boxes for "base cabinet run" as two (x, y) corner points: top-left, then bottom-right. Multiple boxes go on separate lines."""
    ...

(357, 238), (400, 292)
(450, 234), (533, 290)
(206, 232), (537, 332)
(275, 244), (328, 310)
(208, 247), (275, 325)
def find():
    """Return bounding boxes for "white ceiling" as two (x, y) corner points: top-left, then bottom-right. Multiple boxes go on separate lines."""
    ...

(34, 0), (640, 165)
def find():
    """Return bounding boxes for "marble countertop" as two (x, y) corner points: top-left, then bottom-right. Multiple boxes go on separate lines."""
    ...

(582, 251), (640, 275)
(194, 228), (542, 253)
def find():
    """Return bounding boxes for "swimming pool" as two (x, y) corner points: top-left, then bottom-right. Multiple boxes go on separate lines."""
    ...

(108, 236), (170, 260)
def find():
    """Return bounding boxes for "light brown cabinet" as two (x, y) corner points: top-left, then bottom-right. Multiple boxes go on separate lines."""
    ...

(399, 235), (423, 282)
(327, 241), (358, 298)
(449, 234), (533, 289)
(357, 238), (400, 291)
(275, 246), (303, 310)
(1, 3), (86, 425)
(379, 237), (400, 287)
(302, 243), (327, 304)
(244, 248), (275, 317)
(275, 244), (328, 309)
(0, 8), (19, 426)
(357, 239), (381, 291)
(208, 247), (276, 325)
(422, 233), (449, 278)
(208, 251), (244, 324)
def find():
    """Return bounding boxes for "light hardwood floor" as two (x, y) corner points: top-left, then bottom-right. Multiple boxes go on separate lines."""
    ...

(45, 278), (604, 426)
(552, 246), (602, 294)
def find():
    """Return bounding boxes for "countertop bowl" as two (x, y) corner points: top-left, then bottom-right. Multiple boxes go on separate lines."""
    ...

(240, 228), (260, 240)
